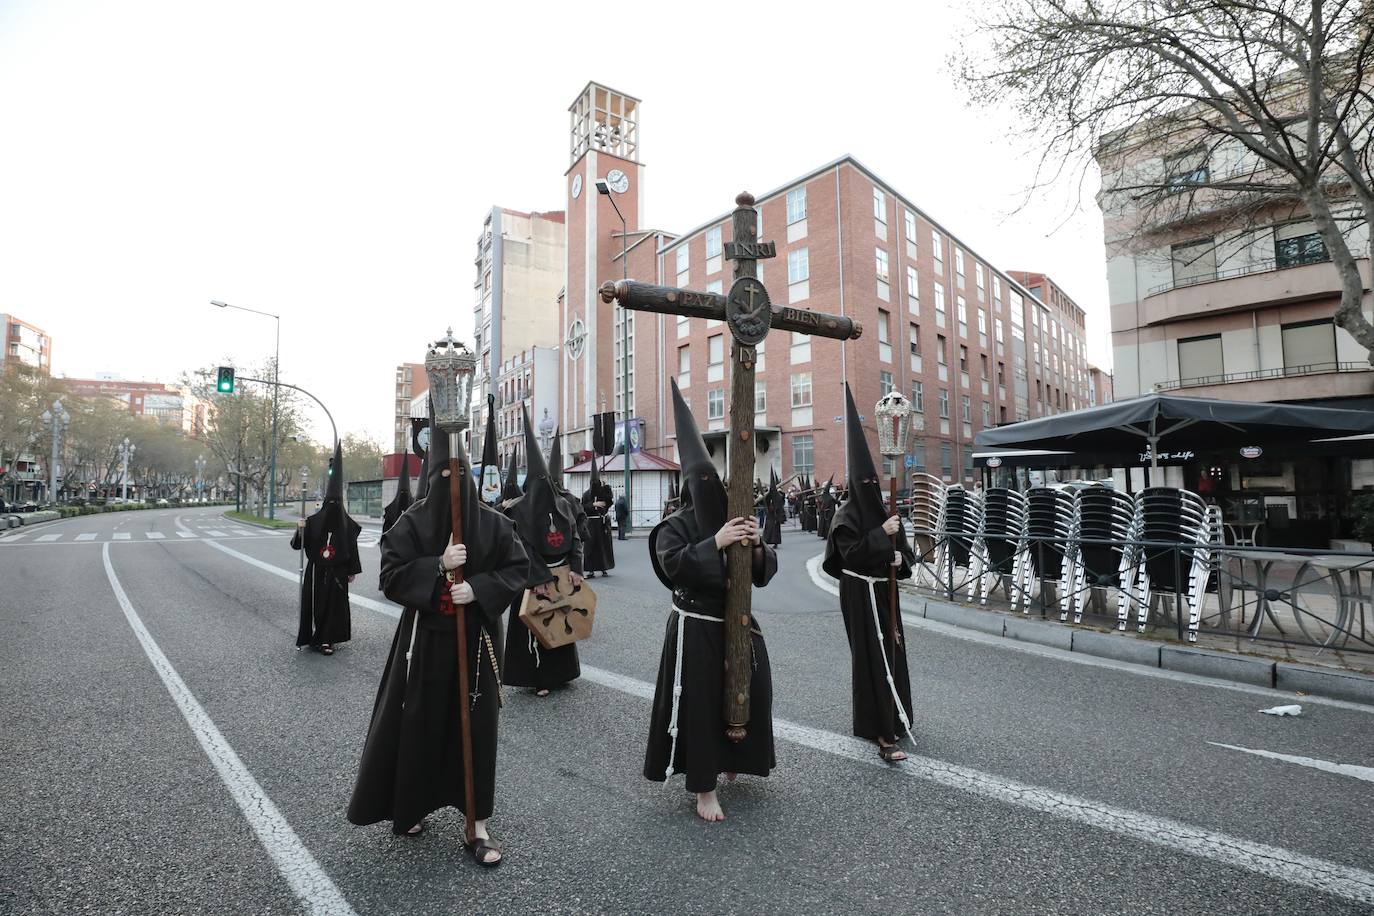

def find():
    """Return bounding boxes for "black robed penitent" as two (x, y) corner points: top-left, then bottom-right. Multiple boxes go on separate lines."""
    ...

(762, 469), (783, 547)
(347, 423), (531, 830)
(290, 441), (361, 648)
(643, 379), (777, 793)
(382, 456), (413, 534)
(502, 408), (582, 690)
(823, 385), (917, 743)
(580, 455), (616, 573)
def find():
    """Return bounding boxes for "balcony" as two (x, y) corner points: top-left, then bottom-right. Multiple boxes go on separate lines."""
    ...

(1157, 361), (1374, 401)
(1140, 256), (1368, 328)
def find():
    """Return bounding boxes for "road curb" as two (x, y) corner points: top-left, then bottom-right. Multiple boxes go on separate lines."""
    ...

(1160, 646), (1275, 688)
(923, 600), (1006, 636)
(1071, 629), (1163, 668)
(1005, 614), (1075, 651)
(1275, 662), (1374, 705)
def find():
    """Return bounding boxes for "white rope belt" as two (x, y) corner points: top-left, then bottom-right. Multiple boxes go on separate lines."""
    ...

(664, 603), (761, 780)
(841, 568), (917, 746)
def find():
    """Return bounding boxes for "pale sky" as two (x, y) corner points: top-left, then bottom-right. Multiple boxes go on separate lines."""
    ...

(0, 0), (1110, 445)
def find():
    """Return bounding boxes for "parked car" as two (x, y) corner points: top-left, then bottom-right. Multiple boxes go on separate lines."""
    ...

(155, 498), (169, 506)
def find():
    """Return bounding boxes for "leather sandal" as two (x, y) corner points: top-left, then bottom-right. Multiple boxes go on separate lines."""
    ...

(465, 835), (502, 867)
(878, 742), (907, 763)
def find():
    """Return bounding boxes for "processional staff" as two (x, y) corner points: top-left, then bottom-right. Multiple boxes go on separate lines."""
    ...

(876, 391), (914, 650)
(600, 191), (863, 742)
(424, 329), (479, 845)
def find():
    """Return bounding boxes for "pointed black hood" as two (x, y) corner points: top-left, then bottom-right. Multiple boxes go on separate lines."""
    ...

(325, 441), (344, 503)
(589, 452), (603, 493)
(409, 416), (484, 546)
(382, 453), (413, 533)
(549, 428), (566, 490)
(509, 404), (576, 563)
(479, 396), (501, 505)
(501, 442), (522, 502)
(303, 439), (357, 565)
(841, 383), (887, 528)
(413, 399), (432, 501)
(670, 377), (726, 536)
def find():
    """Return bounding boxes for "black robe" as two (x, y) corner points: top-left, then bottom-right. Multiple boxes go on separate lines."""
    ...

(800, 494), (817, 532)
(346, 497), (530, 829)
(290, 515), (360, 647)
(502, 506), (584, 690)
(644, 510), (778, 792)
(817, 492), (836, 539)
(823, 506), (917, 742)
(762, 489), (784, 547)
(581, 485), (616, 573)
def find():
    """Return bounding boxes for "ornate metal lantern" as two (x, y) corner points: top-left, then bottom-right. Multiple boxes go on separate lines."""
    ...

(875, 390), (913, 458)
(425, 328), (477, 435)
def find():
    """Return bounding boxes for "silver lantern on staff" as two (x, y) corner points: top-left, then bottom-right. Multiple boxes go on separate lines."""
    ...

(425, 327), (477, 445)
(875, 390), (913, 462)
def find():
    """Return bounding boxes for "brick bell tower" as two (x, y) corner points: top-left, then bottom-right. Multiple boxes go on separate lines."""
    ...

(561, 83), (645, 456)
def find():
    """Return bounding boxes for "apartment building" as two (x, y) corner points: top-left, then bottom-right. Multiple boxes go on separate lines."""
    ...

(393, 362), (427, 452)
(559, 84), (1097, 486)
(1, 314), (51, 373)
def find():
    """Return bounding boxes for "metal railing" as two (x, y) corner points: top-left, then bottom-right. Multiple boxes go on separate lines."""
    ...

(1156, 361), (1369, 391)
(1146, 252), (1331, 297)
(903, 526), (1374, 657)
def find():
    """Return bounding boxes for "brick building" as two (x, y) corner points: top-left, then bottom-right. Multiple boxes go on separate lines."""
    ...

(559, 83), (1098, 488)
(393, 362), (427, 452)
(63, 377), (184, 423)
(1, 314), (51, 373)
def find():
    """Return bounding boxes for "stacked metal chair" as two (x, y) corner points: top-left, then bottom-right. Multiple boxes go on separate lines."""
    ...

(1013, 486), (1076, 616)
(906, 473), (946, 590)
(1117, 487), (1222, 642)
(970, 487), (1028, 604)
(933, 484), (983, 596)
(1063, 486), (1137, 624)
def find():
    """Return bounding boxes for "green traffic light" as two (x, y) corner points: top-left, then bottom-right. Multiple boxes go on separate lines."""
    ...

(216, 367), (235, 394)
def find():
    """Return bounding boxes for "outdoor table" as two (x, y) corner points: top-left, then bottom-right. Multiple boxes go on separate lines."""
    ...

(1223, 520), (1264, 548)
(1301, 554), (1374, 652)
(1230, 549), (1300, 637)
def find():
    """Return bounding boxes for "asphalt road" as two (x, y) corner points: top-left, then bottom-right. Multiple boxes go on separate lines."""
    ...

(2, 507), (1373, 915)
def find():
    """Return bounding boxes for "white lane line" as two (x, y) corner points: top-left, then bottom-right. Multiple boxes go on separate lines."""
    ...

(203, 529), (228, 538)
(76, 533), (98, 542)
(1209, 743), (1374, 785)
(2, 533), (27, 541)
(36, 533), (62, 542)
(113, 532), (132, 541)
(579, 664), (1374, 906)
(145, 532), (166, 540)
(99, 543), (358, 916)
(205, 539), (1374, 905)
(804, 553), (1374, 716)
(177, 532), (197, 538)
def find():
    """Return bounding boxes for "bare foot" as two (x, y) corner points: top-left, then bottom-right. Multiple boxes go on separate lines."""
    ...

(877, 739), (908, 762)
(405, 819), (424, 835)
(695, 791), (725, 822)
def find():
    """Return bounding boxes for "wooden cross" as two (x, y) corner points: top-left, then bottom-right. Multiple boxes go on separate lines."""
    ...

(599, 191), (863, 741)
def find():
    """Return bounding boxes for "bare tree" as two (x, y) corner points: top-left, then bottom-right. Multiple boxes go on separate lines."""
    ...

(957, 0), (1374, 356)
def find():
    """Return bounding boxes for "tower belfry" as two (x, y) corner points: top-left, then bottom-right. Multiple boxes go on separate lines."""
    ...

(570, 83), (640, 165)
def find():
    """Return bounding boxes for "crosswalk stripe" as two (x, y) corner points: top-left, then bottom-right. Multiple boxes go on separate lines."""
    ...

(203, 530), (227, 538)
(112, 532), (131, 541)
(36, 533), (62, 542)
(76, 533), (98, 541)
(2, 533), (27, 541)
(146, 532), (166, 540)
(177, 532), (196, 538)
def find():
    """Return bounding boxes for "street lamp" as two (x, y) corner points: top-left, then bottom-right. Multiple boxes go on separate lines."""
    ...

(195, 454), (206, 503)
(39, 399), (70, 505)
(117, 437), (136, 503)
(596, 177), (632, 532)
(212, 299), (281, 520)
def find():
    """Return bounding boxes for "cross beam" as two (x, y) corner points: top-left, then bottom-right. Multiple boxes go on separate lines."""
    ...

(599, 191), (863, 742)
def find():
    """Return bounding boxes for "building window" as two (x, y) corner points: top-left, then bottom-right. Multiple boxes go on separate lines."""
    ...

(791, 371), (813, 407)
(934, 282), (946, 325)
(982, 402), (991, 426)
(791, 331), (811, 363)
(787, 187), (806, 225)
(708, 388), (725, 420)
(1178, 333), (1224, 382)
(1164, 148), (1210, 188)
(678, 344), (691, 387)
(880, 370), (894, 395)
(961, 395), (971, 422)
(936, 335), (947, 366)
(941, 442), (952, 478)
(931, 230), (943, 267)
(876, 248), (890, 283)
(993, 275), (1002, 302)
(907, 266), (919, 307)
(980, 354), (989, 379)
(755, 379), (767, 413)
(873, 187), (887, 223)
(676, 246), (689, 280)
(958, 344), (969, 373)
(957, 295), (967, 329)
(709, 334), (724, 367)
(706, 226), (722, 259)
(904, 211), (917, 245)
(977, 308), (987, 338)
(954, 248), (965, 283)
(909, 323), (921, 370)
(677, 313), (690, 337)
(1281, 319), (1337, 371)
(1171, 238), (1216, 286)
(878, 308), (892, 362)
(997, 361), (1005, 386)
(913, 439), (926, 472)
(792, 434), (815, 475)
(1275, 221), (1329, 268)
(788, 247), (809, 283)
(911, 380), (924, 413)
(975, 264), (985, 299)
(938, 388), (950, 418)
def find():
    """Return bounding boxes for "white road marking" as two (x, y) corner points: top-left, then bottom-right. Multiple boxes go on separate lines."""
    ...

(2, 533), (27, 541)
(99, 543), (357, 916)
(177, 532), (197, 538)
(35, 534), (62, 542)
(145, 532), (166, 540)
(804, 553), (1374, 716)
(203, 529), (228, 538)
(204, 539), (1374, 904)
(76, 533), (98, 541)
(1209, 743), (1374, 785)
(112, 532), (131, 541)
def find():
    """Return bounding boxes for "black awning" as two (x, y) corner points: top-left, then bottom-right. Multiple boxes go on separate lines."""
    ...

(974, 394), (1374, 458)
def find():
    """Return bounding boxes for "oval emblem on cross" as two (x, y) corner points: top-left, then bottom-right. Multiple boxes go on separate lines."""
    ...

(726, 276), (772, 346)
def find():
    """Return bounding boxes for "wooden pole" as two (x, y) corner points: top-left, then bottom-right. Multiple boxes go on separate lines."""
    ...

(888, 475), (901, 649)
(447, 437), (477, 845)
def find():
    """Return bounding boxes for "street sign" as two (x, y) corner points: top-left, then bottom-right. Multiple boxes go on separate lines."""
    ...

(904, 455), (915, 468)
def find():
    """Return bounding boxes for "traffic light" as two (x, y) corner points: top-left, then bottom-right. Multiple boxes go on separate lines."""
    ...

(216, 366), (236, 394)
